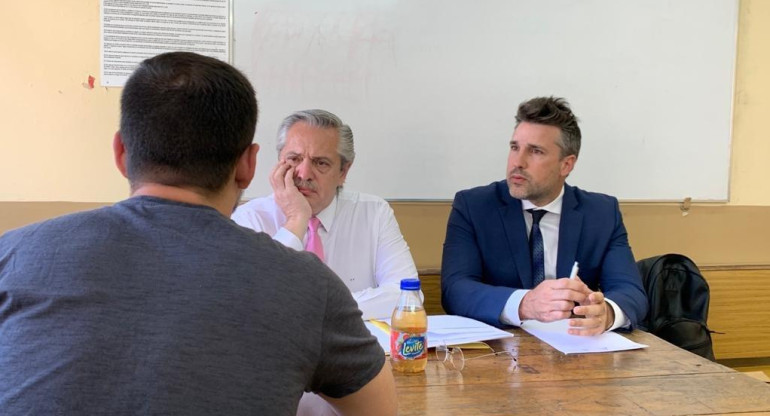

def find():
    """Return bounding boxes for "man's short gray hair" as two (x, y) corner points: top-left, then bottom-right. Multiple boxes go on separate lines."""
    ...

(276, 109), (355, 169)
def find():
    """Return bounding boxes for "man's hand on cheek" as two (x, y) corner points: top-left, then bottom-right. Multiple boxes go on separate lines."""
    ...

(270, 160), (312, 239)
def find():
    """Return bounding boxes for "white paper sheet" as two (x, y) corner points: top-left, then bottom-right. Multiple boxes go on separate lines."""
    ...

(100, 0), (230, 86)
(366, 315), (514, 355)
(520, 319), (647, 354)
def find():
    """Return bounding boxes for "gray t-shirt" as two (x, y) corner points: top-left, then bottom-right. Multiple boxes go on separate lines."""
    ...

(0, 196), (385, 415)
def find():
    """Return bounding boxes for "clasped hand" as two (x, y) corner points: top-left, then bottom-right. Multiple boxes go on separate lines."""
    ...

(519, 277), (613, 336)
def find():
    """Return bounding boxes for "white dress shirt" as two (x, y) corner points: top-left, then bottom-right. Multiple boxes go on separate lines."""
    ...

(500, 186), (629, 330)
(231, 190), (418, 320)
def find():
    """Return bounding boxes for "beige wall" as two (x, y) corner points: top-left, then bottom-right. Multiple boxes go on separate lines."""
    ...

(1, 0), (769, 204)
(0, 1), (126, 202)
(392, 202), (770, 270)
(731, 0), (770, 205)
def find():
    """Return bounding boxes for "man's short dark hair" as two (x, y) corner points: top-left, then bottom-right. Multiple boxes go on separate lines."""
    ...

(515, 96), (581, 158)
(120, 52), (258, 193)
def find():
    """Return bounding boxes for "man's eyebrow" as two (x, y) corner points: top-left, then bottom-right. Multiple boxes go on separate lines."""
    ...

(515, 141), (546, 150)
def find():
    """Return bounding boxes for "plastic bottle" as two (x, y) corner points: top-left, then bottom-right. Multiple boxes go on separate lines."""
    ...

(390, 278), (427, 372)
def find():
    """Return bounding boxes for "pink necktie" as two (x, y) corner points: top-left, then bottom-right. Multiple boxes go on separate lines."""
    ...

(305, 217), (325, 262)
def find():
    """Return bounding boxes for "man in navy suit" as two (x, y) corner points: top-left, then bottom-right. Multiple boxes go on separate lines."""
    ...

(441, 96), (647, 335)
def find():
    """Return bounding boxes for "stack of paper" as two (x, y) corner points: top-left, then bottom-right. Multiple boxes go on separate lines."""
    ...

(366, 314), (513, 355)
(520, 319), (648, 354)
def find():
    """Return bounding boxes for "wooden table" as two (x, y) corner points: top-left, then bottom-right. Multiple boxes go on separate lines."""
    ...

(393, 329), (770, 415)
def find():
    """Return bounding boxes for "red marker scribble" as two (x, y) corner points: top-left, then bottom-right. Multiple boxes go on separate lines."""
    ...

(83, 75), (95, 89)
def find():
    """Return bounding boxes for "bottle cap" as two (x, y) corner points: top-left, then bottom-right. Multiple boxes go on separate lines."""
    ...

(400, 278), (420, 290)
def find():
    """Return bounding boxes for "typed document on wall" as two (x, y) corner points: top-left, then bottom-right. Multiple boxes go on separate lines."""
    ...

(100, 0), (230, 87)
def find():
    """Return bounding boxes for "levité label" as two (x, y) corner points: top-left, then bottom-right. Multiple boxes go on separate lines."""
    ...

(390, 330), (427, 360)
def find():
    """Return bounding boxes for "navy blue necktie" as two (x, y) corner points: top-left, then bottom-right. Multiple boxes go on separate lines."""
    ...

(527, 209), (547, 287)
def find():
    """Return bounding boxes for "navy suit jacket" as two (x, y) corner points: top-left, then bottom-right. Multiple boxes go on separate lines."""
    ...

(441, 181), (647, 329)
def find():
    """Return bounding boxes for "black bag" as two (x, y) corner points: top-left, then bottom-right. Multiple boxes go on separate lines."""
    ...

(637, 254), (716, 361)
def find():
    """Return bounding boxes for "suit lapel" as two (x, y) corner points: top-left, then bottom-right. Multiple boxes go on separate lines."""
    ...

(557, 185), (583, 277)
(497, 184), (533, 288)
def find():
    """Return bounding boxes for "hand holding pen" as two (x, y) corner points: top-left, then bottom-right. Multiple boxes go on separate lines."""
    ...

(567, 261), (616, 336)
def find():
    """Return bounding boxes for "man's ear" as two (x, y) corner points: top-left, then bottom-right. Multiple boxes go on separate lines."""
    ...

(339, 161), (352, 185)
(113, 132), (129, 178)
(235, 143), (259, 189)
(560, 154), (577, 178)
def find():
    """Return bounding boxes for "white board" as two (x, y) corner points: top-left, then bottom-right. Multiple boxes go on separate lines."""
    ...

(233, 0), (737, 201)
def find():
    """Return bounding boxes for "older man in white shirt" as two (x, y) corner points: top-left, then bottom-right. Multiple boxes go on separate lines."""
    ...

(232, 109), (418, 320)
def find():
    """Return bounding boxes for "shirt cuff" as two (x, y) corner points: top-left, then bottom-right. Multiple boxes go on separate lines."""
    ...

(273, 227), (304, 251)
(500, 289), (530, 326)
(605, 298), (630, 331)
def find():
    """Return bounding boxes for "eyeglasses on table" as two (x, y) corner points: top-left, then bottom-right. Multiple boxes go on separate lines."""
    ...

(435, 341), (517, 372)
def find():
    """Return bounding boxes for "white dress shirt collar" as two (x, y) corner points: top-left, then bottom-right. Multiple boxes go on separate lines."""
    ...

(314, 193), (339, 232)
(521, 185), (565, 214)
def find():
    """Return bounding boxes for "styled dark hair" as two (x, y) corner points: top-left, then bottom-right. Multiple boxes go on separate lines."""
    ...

(120, 52), (258, 193)
(515, 96), (581, 158)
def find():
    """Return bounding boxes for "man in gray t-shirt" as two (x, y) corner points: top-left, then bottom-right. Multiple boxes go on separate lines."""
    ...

(0, 52), (397, 416)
